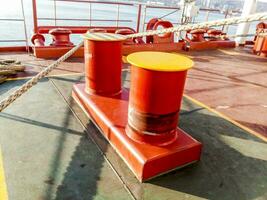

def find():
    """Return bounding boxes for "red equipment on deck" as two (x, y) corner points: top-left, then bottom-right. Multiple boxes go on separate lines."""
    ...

(185, 28), (236, 50)
(49, 28), (74, 47)
(72, 33), (202, 182)
(122, 18), (184, 55)
(253, 22), (267, 57)
(31, 26), (135, 58)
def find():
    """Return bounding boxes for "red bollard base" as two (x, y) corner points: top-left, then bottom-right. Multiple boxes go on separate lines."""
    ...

(72, 83), (202, 182)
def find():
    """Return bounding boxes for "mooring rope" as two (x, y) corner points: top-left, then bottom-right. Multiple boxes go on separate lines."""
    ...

(0, 41), (83, 112)
(126, 12), (267, 39)
(0, 12), (266, 112)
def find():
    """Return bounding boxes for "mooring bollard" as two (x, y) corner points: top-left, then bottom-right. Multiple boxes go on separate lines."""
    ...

(72, 48), (201, 182)
(83, 32), (126, 96)
(49, 28), (74, 46)
(126, 51), (194, 146)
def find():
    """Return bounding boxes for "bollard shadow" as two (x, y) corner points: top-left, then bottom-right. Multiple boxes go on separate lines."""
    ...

(43, 75), (104, 200)
(48, 75), (132, 200)
(145, 99), (267, 200)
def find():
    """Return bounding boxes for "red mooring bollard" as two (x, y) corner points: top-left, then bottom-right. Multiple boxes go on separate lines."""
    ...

(49, 28), (74, 46)
(83, 33), (126, 95)
(72, 45), (202, 182)
(126, 51), (193, 146)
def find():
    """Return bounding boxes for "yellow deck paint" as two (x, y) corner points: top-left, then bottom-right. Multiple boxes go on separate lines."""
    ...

(0, 148), (8, 200)
(127, 51), (194, 72)
(184, 94), (267, 143)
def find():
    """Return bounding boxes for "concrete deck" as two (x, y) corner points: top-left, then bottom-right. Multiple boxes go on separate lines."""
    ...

(0, 47), (267, 199)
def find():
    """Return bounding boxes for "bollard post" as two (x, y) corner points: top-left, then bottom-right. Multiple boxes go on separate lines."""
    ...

(72, 48), (202, 182)
(126, 51), (193, 146)
(83, 32), (126, 95)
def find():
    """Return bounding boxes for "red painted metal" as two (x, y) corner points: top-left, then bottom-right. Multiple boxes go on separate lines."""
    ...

(72, 84), (202, 182)
(84, 38), (122, 96)
(31, 33), (45, 46)
(32, 46), (84, 58)
(0, 46), (30, 52)
(88, 28), (108, 33)
(37, 26), (135, 34)
(253, 22), (267, 57)
(32, 0), (38, 34)
(254, 35), (267, 57)
(146, 18), (159, 43)
(146, 18), (174, 44)
(152, 20), (174, 44)
(122, 42), (185, 55)
(189, 29), (206, 42)
(126, 55), (189, 146)
(72, 37), (201, 180)
(207, 29), (223, 39)
(49, 28), (74, 46)
(115, 29), (136, 45)
(185, 28), (236, 50)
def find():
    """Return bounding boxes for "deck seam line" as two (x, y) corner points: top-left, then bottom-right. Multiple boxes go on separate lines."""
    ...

(5, 73), (85, 81)
(48, 78), (137, 200)
(183, 94), (267, 142)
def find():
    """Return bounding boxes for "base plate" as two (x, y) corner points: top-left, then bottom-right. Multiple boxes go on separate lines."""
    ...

(72, 83), (202, 182)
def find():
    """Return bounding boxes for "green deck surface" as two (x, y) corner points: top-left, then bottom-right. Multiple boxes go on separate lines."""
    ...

(0, 73), (266, 200)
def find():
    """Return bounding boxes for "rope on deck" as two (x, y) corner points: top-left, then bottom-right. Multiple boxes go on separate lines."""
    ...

(0, 41), (84, 112)
(0, 12), (266, 112)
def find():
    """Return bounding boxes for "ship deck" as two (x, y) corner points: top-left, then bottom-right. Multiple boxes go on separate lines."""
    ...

(0, 47), (267, 200)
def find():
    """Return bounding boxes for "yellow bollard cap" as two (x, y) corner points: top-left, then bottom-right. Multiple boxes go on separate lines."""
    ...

(127, 51), (194, 72)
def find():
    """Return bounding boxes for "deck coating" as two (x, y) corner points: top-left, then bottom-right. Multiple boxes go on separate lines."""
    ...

(0, 47), (267, 200)
(1, 46), (266, 138)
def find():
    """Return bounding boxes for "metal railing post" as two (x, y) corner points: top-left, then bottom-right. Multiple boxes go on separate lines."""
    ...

(136, 4), (142, 32)
(54, 0), (57, 26)
(32, 0), (38, 33)
(116, 5), (120, 27)
(142, 5), (147, 32)
(20, 0), (30, 52)
(89, 3), (92, 27)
